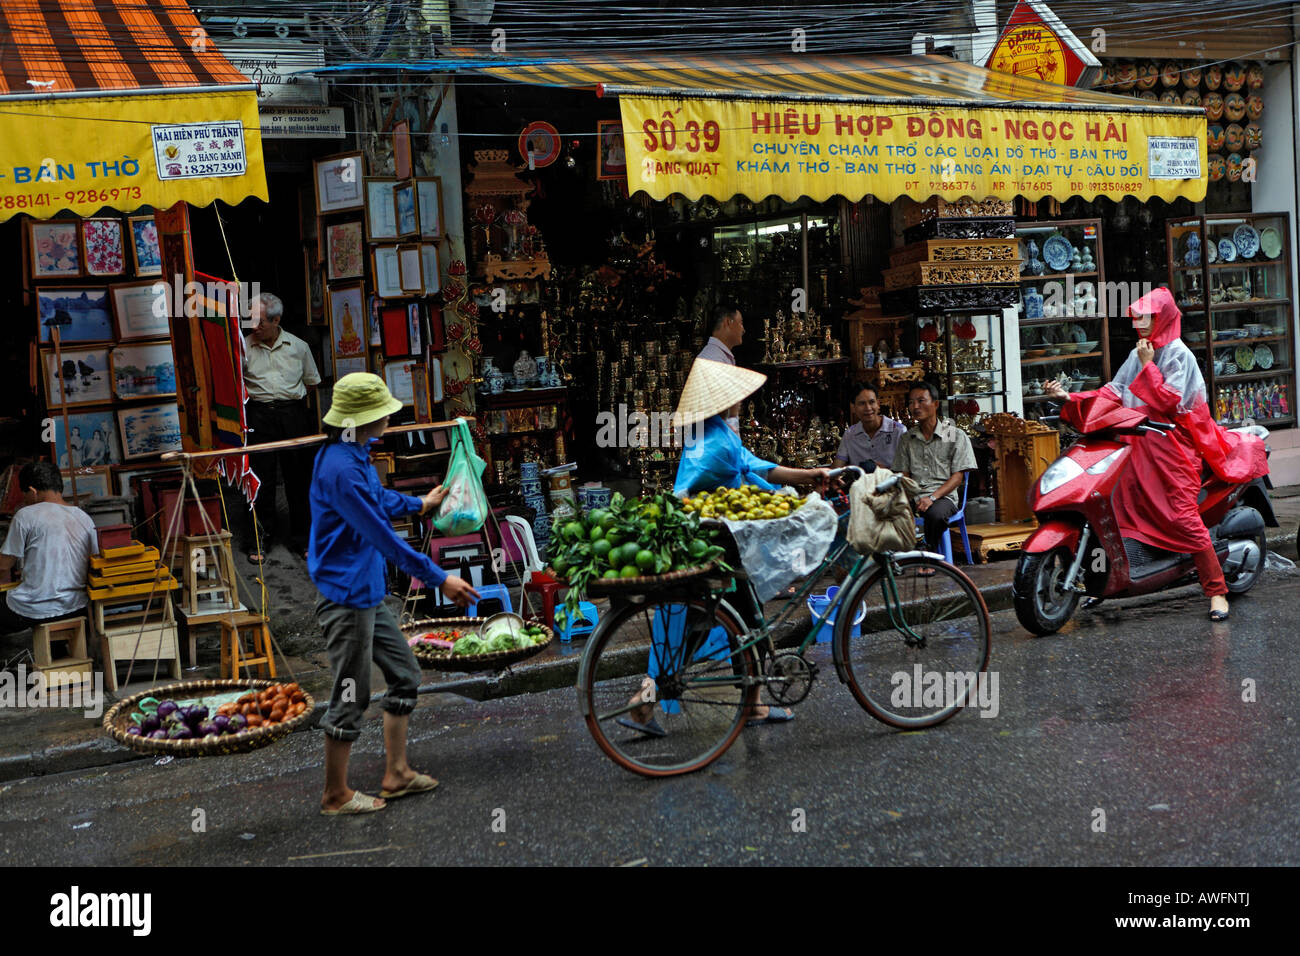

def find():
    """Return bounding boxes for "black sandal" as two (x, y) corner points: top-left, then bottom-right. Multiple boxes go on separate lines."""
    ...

(1209, 608), (1229, 621)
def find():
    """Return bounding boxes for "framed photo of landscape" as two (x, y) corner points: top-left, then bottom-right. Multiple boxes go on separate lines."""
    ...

(111, 340), (177, 400)
(111, 280), (171, 341)
(116, 402), (183, 460)
(314, 151), (366, 215)
(42, 346), (112, 408)
(36, 286), (113, 344)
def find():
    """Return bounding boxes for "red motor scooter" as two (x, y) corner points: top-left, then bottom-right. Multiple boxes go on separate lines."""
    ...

(1012, 395), (1274, 635)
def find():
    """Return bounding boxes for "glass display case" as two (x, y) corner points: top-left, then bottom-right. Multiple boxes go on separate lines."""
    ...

(914, 311), (1009, 429)
(1166, 212), (1295, 428)
(712, 210), (841, 320)
(1016, 218), (1111, 422)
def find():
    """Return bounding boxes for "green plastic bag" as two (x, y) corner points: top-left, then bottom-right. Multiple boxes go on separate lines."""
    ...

(434, 418), (489, 536)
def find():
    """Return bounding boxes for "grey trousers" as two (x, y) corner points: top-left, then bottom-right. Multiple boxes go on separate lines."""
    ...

(315, 596), (421, 741)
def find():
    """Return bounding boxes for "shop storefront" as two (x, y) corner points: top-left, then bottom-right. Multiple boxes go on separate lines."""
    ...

(0, 0), (267, 525)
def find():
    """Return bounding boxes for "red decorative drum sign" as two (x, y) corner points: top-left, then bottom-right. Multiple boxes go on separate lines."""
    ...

(983, 0), (1100, 89)
(518, 121), (561, 169)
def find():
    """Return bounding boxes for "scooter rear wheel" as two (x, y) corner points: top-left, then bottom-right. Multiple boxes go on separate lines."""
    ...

(1224, 526), (1267, 594)
(1013, 547), (1081, 635)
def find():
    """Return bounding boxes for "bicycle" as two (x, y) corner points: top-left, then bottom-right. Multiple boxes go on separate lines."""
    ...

(575, 467), (993, 777)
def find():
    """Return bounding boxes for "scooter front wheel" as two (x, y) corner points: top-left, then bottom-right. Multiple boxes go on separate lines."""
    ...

(1013, 547), (1081, 635)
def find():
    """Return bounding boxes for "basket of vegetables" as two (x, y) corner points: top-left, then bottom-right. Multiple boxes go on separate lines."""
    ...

(405, 615), (554, 672)
(547, 492), (728, 603)
(103, 679), (315, 758)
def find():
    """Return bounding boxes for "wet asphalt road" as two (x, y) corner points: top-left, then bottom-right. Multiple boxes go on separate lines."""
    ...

(2, 570), (1298, 867)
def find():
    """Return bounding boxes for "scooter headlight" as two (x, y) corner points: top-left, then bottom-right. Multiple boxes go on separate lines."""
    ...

(1084, 448), (1125, 476)
(1039, 457), (1084, 495)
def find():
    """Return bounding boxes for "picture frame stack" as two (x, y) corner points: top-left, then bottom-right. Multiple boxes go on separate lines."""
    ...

(27, 214), (181, 502)
(310, 145), (447, 425)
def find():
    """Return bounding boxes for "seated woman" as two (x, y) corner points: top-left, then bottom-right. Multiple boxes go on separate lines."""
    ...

(619, 359), (831, 736)
(1044, 287), (1267, 621)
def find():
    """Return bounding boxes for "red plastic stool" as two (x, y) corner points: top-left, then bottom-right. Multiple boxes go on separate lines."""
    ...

(523, 571), (566, 626)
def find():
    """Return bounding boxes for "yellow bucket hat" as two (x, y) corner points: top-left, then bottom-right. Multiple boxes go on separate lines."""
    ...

(323, 372), (403, 428)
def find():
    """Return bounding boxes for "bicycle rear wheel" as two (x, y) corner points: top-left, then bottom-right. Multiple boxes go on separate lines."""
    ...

(577, 597), (757, 777)
(833, 556), (991, 728)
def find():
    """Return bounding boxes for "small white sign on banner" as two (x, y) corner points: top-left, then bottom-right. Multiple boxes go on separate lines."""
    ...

(152, 122), (248, 180)
(1148, 136), (1202, 180)
(260, 107), (346, 139)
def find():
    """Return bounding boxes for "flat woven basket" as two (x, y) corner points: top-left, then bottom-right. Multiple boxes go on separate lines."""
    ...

(103, 678), (314, 758)
(404, 617), (555, 672)
(582, 562), (717, 595)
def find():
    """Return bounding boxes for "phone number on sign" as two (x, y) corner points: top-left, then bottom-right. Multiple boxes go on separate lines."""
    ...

(1, 186), (143, 210)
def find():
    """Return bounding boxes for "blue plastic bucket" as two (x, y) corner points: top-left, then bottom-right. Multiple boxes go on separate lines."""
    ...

(806, 585), (865, 643)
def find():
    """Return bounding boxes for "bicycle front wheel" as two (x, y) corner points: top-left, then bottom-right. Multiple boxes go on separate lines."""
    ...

(577, 597), (757, 777)
(833, 556), (991, 729)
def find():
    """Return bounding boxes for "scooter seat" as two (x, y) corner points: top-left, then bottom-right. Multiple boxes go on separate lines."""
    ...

(1123, 537), (1191, 580)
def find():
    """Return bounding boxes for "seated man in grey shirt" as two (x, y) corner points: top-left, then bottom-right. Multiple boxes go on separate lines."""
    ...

(892, 382), (976, 555)
(835, 383), (907, 471)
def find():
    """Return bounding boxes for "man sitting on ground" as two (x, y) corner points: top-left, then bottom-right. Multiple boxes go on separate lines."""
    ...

(0, 461), (98, 633)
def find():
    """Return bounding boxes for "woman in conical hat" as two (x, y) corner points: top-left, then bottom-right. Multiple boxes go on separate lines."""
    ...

(672, 358), (829, 496)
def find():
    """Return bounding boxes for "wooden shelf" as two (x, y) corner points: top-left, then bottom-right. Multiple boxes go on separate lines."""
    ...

(1019, 271), (1097, 281)
(1174, 259), (1286, 271)
(1217, 414), (1295, 428)
(754, 358), (850, 369)
(1215, 368), (1292, 383)
(1194, 334), (1288, 348)
(1020, 350), (1104, 365)
(1020, 315), (1108, 326)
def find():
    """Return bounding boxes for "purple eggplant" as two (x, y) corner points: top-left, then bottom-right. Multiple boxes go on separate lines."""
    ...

(141, 714), (161, 733)
(126, 725), (142, 736)
(188, 705), (209, 723)
(197, 720), (219, 737)
(212, 714), (230, 733)
(166, 725), (193, 740)
(148, 729), (167, 740)
(226, 713), (247, 733)
(156, 700), (179, 719)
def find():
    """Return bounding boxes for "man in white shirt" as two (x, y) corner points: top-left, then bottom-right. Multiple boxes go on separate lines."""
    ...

(243, 292), (322, 561)
(698, 305), (745, 431)
(835, 383), (907, 471)
(0, 461), (98, 633)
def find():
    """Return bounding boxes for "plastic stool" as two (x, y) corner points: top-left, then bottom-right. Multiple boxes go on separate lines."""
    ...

(806, 586), (866, 643)
(555, 601), (599, 642)
(523, 571), (565, 625)
(467, 583), (512, 618)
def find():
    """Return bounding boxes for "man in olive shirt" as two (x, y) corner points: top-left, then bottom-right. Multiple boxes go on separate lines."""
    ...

(243, 292), (321, 561)
(892, 382), (975, 554)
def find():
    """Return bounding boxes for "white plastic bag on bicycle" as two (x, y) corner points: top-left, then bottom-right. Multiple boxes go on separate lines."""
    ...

(721, 491), (838, 602)
(847, 466), (920, 555)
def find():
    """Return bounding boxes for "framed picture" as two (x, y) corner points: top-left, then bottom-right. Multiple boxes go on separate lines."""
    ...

(314, 151), (366, 214)
(384, 360), (415, 405)
(427, 308), (445, 352)
(127, 216), (162, 276)
(328, 283), (367, 359)
(80, 218), (126, 276)
(116, 402), (183, 460)
(415, 177), (443, 239)
(394, 120), (412, 180)
(368, 295), (383, 347)
(111, 340), (176, 400)
(409, 363), (431, 423)
(398, 243), (423, 294)
(372, 245), (403, 298)
(395, 179), (419, 238)
(406, 302), (423, 353)
(114, 464), (183, 498)
(111, 280), (171, 341)
(428, 356), (444, 401)
(325, 219), (364, 281)
(365, 177), (399, 241)
(332, 356), (367, 378)
(61, 468), (112, 500)
(420, 243), (441, 295)
(28, 220), (83, 279)
(36, 286), (113, 344)
(305, 247), (326, 325)
(51, 407), (122, 468)
(380, 304), (411, 358)
(42, 346), (112, 407)
(597, 120), (627, 180)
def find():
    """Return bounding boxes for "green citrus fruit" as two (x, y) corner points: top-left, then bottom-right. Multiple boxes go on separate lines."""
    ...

(605, 529), (625, 547)
(589, 509), (615, 531)
(602, 569), (620, 579)
(563, 521), (585, 540)
(618, 542), (642, 568)
(552, 558), (570, 576)
(635, 549), (656, 571)
(592, 539), (612, 561)
(689, 539), (709, 558)
(589, 526), (605, 542)
(620, 564), (641, 578)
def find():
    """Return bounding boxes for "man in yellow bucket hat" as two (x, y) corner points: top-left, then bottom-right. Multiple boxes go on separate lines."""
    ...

(310, 373), (479, 815)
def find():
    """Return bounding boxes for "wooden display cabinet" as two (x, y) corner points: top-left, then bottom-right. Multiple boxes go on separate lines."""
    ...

(1166, 212), (1295, 428)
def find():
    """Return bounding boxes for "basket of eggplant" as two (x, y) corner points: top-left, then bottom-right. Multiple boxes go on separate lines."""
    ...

(103, 679), (315, 757)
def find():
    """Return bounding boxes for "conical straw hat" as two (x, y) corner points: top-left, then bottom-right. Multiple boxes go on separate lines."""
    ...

(671, 358), (767, 428)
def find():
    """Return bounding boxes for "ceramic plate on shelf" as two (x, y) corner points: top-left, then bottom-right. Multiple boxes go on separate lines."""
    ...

(1042, 235), (1073, 273)
(1235, 345), (1256, 371)
(1206, 240), (1218, 264)
(1255, 345), (1274, 369)
(1218, 238), (1238, 262)
(1259, 226), (1283, 259)
(1068, 324), (1087, 343)
(1234, 224), (1261, 259)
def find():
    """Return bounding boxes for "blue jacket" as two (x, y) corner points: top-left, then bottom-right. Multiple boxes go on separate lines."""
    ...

(673, 415), (779, 496)
(308, 439), (448, 608)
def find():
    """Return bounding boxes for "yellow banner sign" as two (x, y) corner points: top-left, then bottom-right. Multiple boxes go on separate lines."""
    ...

(0, 89), (267, 222)
(618, 95), (1206, 204)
